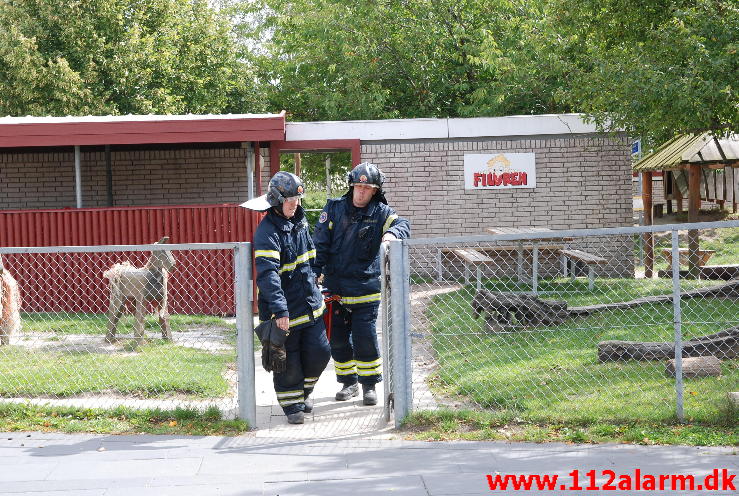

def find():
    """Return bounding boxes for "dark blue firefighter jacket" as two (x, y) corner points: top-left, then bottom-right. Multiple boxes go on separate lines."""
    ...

(312, 195), (410, 306)
(254, 207), (325, 329)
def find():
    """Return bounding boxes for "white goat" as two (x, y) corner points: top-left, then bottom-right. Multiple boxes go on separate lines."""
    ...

(103, 237), (176, 344)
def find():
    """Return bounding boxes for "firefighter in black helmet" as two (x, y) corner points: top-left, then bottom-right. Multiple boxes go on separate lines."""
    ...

(241, 171), (330, 425)
(312, 162), (410, 406)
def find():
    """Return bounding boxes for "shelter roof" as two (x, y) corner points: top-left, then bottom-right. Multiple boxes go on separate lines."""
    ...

(0, 112), (285, 148)
(633, 132), (739, 172)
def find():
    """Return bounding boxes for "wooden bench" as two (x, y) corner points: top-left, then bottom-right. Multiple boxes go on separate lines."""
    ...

(442, 248), (494, 289)
(439, 244), (564, 291)
(559, 249), (608, 290)
(661, 248), (715, 267)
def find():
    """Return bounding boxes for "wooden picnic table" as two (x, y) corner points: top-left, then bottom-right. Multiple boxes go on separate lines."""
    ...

(485, 227), (572, 292)
(484, 226), (573, 240)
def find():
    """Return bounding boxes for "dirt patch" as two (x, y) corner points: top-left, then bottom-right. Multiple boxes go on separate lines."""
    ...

(6, 325), (234, 354)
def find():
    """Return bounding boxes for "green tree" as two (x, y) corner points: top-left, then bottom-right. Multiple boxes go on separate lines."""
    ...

(0, 0), (260, 116)
(248, 0), (567, 121)
(540, 0), (738, 143)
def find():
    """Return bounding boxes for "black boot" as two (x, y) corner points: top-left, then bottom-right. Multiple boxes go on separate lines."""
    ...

(303, 397), (314, 413)
(362, 384), (377, 406)
(335, 383), (359, 401)
(286, 411), (304, 424)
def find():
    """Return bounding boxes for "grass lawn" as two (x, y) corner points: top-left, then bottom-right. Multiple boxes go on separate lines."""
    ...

(0, 403), (249, 435)
(0, 313), (245, 434)
(0, 313), (237, 399)
(417, 276), (738, 444)
(0, 341), (234, 397)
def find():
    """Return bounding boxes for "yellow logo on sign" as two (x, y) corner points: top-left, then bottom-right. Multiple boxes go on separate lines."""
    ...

(486, 154), (511, 174)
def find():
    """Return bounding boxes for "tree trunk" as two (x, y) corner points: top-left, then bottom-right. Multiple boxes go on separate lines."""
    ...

(598, 328), (739, 362)
(665, 356), (722, 378)
(472, 290), (570, 329)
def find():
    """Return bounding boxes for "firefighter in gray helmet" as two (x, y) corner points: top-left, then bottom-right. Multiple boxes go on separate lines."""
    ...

(241, 171), (330, 425)
(312, 162), (410, 406)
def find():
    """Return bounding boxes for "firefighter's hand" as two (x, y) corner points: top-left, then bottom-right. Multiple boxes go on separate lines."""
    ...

(276, 316), (289, 331)
(382, 233), (397, 242)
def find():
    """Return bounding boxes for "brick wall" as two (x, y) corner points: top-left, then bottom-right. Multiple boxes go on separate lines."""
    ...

(0, 146), (252, 209)
(362, 134), (632, 239)
(1, 135), (631, 233)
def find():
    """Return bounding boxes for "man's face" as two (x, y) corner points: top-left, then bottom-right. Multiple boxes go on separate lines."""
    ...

(352, 184), (376, 208)
(282, 197), (300, 218)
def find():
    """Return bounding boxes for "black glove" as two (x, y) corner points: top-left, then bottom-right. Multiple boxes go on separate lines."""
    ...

(267, 323), (289, 373)
(254, 320), (275, 372)
(253, 319), (290, 373)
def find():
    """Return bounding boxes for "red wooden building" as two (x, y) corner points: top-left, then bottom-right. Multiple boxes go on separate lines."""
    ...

(0, 112), (359, 314)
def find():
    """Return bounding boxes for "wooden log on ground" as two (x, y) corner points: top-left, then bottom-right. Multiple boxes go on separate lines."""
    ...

(665, 356), (722, 378)
(598, 327), (739, 362)
(472, 290), (570, 329)
(570, 279), (739, 317)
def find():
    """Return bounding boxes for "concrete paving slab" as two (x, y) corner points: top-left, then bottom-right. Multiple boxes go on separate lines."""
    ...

(45, 456), (202, 481)
(197, 452), (344, 477)
(422, 473), (504, 495)
(265, 475), (428, 496)
(105, 484), (263, 496)
(1, 491), (105, 496)
(0, 461), (58, 482)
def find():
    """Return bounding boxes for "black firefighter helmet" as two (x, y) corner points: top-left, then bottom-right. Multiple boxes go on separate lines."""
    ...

(346, 162), (388, 204)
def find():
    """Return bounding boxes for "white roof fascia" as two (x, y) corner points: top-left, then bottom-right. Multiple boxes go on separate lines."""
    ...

(0, 113), (283, 125)
(286, 114), (598, 142)
(447, 114), (597, 138)
(286, 118), (448, 141)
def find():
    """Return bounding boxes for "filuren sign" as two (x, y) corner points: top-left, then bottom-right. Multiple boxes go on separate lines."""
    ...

(464, 153), (536, 190)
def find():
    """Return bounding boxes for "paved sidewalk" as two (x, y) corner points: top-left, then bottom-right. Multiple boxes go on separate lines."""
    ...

(0, 432), (736, 495)
(252, 353), (393, 440)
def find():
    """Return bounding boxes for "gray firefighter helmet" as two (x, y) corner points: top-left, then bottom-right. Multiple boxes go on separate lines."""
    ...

(240, 172), (305, 211)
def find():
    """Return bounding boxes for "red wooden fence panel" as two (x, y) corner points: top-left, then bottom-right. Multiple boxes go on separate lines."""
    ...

(0, 204), (261, 316)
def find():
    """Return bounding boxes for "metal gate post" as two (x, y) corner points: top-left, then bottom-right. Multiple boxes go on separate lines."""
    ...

(670, 230), (685, 422)
(235, 242), (257, 427)
(380, 243), (392, 423)
(389, 240), (412, 428)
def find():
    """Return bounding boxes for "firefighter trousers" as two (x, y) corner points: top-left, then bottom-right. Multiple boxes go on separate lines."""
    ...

(330, 302), (382, 386)
(273, 318), (330, 415)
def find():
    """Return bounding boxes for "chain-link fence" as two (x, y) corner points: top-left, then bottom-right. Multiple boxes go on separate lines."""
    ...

(384, 221), (739, 427)
(0, 242), (256, 423)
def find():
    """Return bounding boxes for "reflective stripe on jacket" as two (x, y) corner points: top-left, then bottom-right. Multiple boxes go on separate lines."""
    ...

(254, 207), (324, 329)
(312, 195), (410, 306)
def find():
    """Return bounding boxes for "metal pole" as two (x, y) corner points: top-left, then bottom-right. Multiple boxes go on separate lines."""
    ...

(401, 241), (413, 418)
(246, 143), (255, 200)
(74, 145), (82, 208)
(389, 239), (411, 427)
(670, 230), (684, 422)
(380, 243), (392, 423)
(325, 156), (332, 197)
(105, 145), (113, 207)
(235, 242), (256, 427)
(532, 242), (539, 294)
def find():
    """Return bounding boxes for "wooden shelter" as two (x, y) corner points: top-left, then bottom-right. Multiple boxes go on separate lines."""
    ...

(633, 133), (739, 277)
